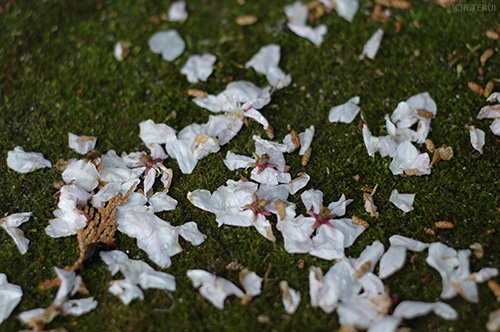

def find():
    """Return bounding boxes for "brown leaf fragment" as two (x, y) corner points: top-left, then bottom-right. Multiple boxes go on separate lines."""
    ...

(425, 139), (436, 153)
(187, 89), (208, 98)
(239, 174), (249, 182)
(39, 277), (62, 291)
(436, 145), (453, 161)
(484, 81), (495, 98)
(226, 262), (245, 271)
(469, 81), (485, 95)
(297, 259), (305, 269)
(375, 0), (411, 8)
(371, 4), (391, 23)
(55, 159), (70, 172)
(485, 30), (500, 40)
(265, 125), (274, 139)
(480, 49), (494, 66)
(417, 109), (434, 119)
(435, 221), (455, 229)
(290, 130), (300, 150)
(65, 183), (136, 271)
(404, 168), (423, 176)
(352, 215), (370, 228)
(236, 15), (257, 26)
(424, 227), (436, 236)
(488, 280), (500, 298)
(338, 325), (356, 332)
(257, 314), (270, 324)
(149, 16), (160, 24)
(409, 254), (419, 264)
(301, 148), (312, 166)
(470, 242), (484, 259)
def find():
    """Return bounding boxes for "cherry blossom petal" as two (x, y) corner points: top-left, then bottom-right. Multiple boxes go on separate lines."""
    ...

(359, 29), (384, 61)
(148, 30), (185, 61)
(168, 0), (188, 22)
(331, 0), (359, 22)
(187, 269), (244, 309)
(328, 96), (361, 124)
(388, 141), (430, 176)
(379, 246), (406, 279)
(245, 109), (269, 129)
(0, 274), (22, 324)
(139, 119), (176, 146)
(490, 119), (500, 135)
(245, 44), (281, 74)
(109, 280), (144, 305)
(224, 151), (255, 170)
(309, 267), (339, 313)
(310, 225), (346, 260)
(389, 235), (429, 251)
(181, 53), (217, 83)
(62, 159), (99, 192)
(149, 191), (178, 212)
(469, 125), (485, 154)
(389, 189), (415, 213)
(279, 281), (301, 314)
(7, 146), (52, 173)
(287, 23), (328, 46)
(0, 212), (32, 254)
(62, 298), (98, 316)
(393, 301), (458, 320)
(239, 269), (263, 297)
(301, 189), (324, 214)
(367, 316), (401, 332)
(68, 133), (96, 154)
(330, 218), (366, 248)
(298, 125), (315, 155)
(284, 1), (308, 26)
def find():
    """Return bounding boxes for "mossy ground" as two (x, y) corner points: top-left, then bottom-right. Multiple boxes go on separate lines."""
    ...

(0, 0), (498, 331)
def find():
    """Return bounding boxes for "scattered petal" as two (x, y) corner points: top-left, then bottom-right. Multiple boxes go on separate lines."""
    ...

(148, 30), (185, 61)
(0, 212), (32, 254)
(181, 53), (217, 83)
(280, 280), (301, 314)
(168, 1), (188, 22)
(359, 29), (384, 61)
(328, 96), (361, 124)
(68, 133), (97, 154)
(389, 189), (415, 213)
(7, 146), (52, 173)
(469, 125), (485, 154)
(187, 269), (244, 309)
(0, 273), (23, 324)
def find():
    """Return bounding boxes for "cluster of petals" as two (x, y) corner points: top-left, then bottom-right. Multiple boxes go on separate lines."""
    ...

(19, 268), (97, 328)
(363, 92), (437, 175)
(477, 92), (500, 136)
(277, 189), (365, 260)
(100, 250), (176, 305)
(308, 240), (458, 331)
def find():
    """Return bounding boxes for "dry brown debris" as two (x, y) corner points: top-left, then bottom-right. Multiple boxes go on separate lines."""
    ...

(265, 125), (275, 140)
(226, 261), (245, 271)
(485, 30), (500, 40)
(470, 242), (484, 259)
(484, 81), (495, 98)
(469, 81), (485, 95)
(355, 261), (371, 279)
(363, 184), (379, 217)
(488, 280), (500, 298)
(480, 49), (494, 66)
(425, 139), (453, 166)
(301, 147), (312, 166)
(187, 88), (208, 98)
(435, 221), (455, 229)
(352, 215), (370, 228)
(236, 15), (258, 26)
(66, 183), (136, 271)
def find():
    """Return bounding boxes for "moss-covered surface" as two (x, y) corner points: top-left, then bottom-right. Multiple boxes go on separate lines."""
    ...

(0, 0), (498, 330)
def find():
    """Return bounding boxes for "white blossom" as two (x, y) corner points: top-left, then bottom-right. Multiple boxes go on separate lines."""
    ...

(68, 132), (97, 154)
(148, 30), (185, 61)
(187, 269), (244, 309)
(7, 146), (52, 173)
(0, 212), (32, 254)
(181, 53), (217, 83)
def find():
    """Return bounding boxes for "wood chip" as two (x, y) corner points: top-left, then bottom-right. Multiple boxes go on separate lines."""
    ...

(435, 221), (455, 229)
(187, 89), (208, 98)
(468, 81), (485, 95)
(480, 49), (494, 66)
(236, 15), (258, 26)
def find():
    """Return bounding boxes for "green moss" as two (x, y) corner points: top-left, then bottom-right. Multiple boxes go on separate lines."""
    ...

(0, 0), (498, 331)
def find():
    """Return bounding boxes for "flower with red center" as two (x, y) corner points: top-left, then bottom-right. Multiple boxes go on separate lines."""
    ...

(242, 193), (272, 222)
(307, 205), (338, 230)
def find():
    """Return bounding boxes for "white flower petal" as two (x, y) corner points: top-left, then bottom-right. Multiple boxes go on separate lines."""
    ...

(168, 0), (188, 22)
(287, 23), (328, 46)
(469, 268), (498, 283)
(0, 274), (23, 324)
(379, 246), (406, 279)
(310, 225), (346, 260)
(68, 133), (97, 154)
(332, 0), (359, 22)
(359, 29), (384, 61)
(389, 235), (428, 252)
(329, 218), (365, 248)
(109, 280), (144, 305)
(355, 240), (384, 272)
(245, 109), (270, 129)
(367, 316), (401, 332)
(187, 269), (244, 309)
(0, 212), (32, 254)
(309, 267), (339, 313)
(389, 141), (430, 176)
(245, 44), (281, 74)
(7, 146), (52, 173)
(328, 96), (361, 123)
(224, 151), (254, 170)
(139, 119), (176, 146)
(148, 30), (185, 61)
(62, 298), (98, 316)
(279, 280), (301, 314)
(240, 270), (263, 297)
(149, 191), (178, 212)
(389, 189), (415, 213)
(62, 159), (99, 192)
(490, 119), (500, 136)
(181, 53), (217, 83)
(394, 301), (457, 320)
(469, 125), (485, 154)
(298, 125), (315, 155)
(284, 1), (308, 26)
